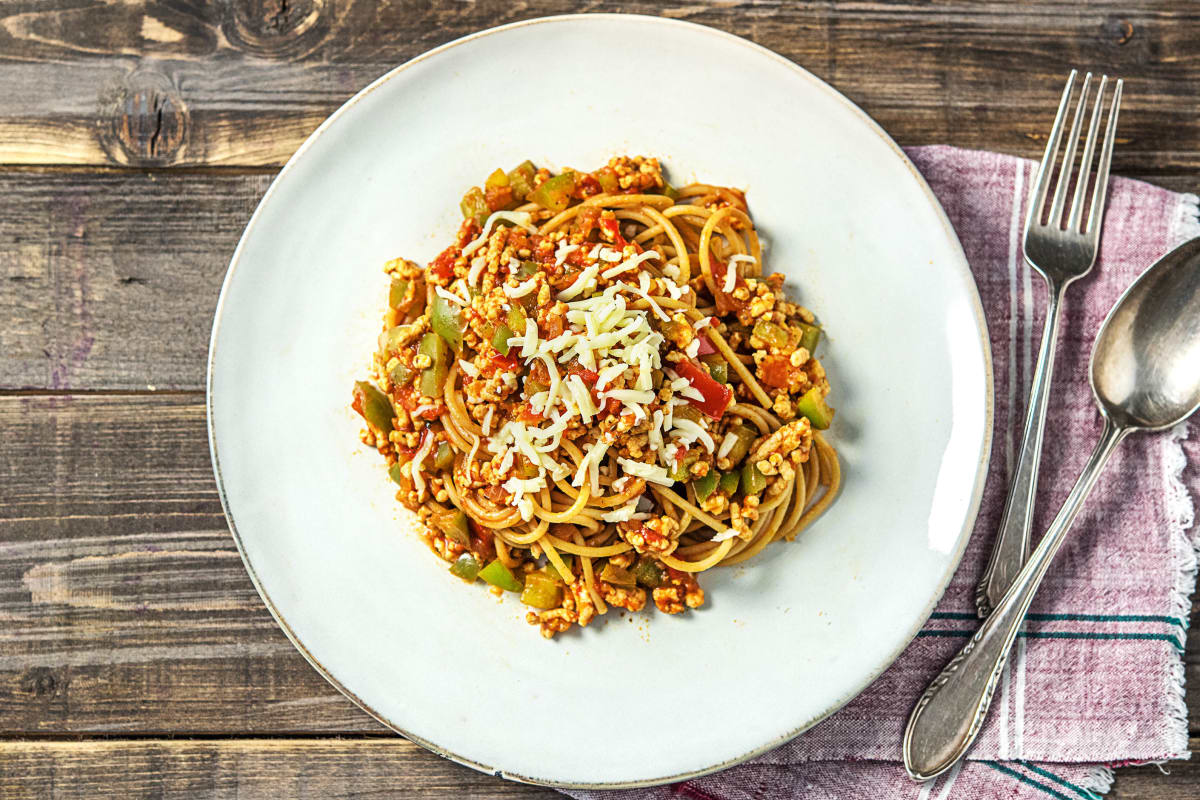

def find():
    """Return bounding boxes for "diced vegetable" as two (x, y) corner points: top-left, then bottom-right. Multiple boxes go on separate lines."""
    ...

(675, 359), (733, 419)
(798, 322), (821, 354)
(520, 571), (562, 609)
(418, 333), (448, 397)
(431, 295), (463, 352)
(707, 361), (728, 384)
(741, 462), (768, 495)
(479, 559), (524, 593)
(796, 387), (834, 430)
(517, 260), (539, 277)
(431, 509), (470, 546)
(352, 381), (394, 434)
(722, 424), (758, 466)
(492, 323), (513, 355)
(518, 459), (540, 479)
(485, 168), (509, 189)
(388, 462), (407, 486)
(695, 333), (717, 356)
(599, 562), (637, 587)
(529, 172), (576, 214)
(389, 278), (410, 309)
(633, 558), (665, 589)
(668, 450), (699, 482)
(753, 320), (790, 349)
(460, 186), (488, 225)
(593, 167), (619, 194)
(449, 553), (480, 583)
(692, 470), (719, 502)
(525, 378), (549, 396)
(672, 404), (702, 425)
(661, 180), (679, 200)
(378, 324), (414, 358)
(507, 305), (527, 332)
(432, 442), (454, 471)
(507, 160), (536, 201)
(719, 470), (741, 495)
(388, 362), (412, 386)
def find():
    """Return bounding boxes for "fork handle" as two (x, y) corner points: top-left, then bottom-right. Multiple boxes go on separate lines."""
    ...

(975, 278), (1066, 617)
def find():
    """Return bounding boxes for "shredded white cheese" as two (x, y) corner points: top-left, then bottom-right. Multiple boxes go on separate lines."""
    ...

(672, 418), (716, 453)
(711, 528), (740, 542)
(617, 457), (674, 487)
(410, 433), (435, 496)
(601, 249), (660, 280)
(504, 277), (538, 299)
(601, 500), (639, 522)
(481, 407), (494, 436)
(462, 210), (536, 259)
(554, 242), (580, 266)
(457, 359), (479, 379)
(435, 286), (467, 306)
(717, 430), (739, 460)
(557, 265), (600, 301)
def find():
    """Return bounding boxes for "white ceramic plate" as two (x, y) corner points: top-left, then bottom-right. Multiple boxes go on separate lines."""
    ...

(208, 14), (992, 788)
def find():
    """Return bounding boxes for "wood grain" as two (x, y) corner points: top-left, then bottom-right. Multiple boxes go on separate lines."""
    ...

(0, 2), (1194, 172)
(0, 737), (1195, 799)
(0, 739), (559, 800)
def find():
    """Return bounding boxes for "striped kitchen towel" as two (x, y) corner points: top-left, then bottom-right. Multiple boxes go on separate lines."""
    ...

(565, 146), (1200, 799)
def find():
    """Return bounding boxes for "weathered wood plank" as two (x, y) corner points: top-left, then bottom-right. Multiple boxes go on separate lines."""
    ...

(0, 739), (559, 799)
(0, 736), (1194, 799)
(0, 171), (270, 391)
(0, 2), (1196, 170)
(1, 394), (1197, 738)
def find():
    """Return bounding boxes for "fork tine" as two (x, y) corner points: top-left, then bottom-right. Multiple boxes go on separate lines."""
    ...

(1086, 78), (1123, 236)
(1026, 70), (1078, 230)
(1048, 72), (1092, 227)
(1068, 76), (1108, 232)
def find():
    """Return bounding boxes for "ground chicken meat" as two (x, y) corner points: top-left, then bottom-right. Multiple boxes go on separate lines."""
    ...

(653, 569), (705, 614)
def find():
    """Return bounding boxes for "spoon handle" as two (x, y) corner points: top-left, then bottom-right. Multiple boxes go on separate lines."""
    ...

(904, 418), (1128, 781)
(976, 282), (1066, 617)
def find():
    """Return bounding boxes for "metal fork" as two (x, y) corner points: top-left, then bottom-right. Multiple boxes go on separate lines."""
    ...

(975, 70), (1123, 617)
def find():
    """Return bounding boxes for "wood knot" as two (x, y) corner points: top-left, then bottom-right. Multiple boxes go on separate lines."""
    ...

(98, 68), (189, 166)
(222, 0), (331, 59)
(19, 667), (60, 699)
(1103, 17), (1135, 45)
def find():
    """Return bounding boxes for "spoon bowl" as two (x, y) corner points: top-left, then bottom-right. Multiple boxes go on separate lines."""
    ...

(1092, 235), (1200, 430)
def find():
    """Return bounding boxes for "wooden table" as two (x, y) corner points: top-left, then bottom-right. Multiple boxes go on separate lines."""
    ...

(1, 2), (1197, 797)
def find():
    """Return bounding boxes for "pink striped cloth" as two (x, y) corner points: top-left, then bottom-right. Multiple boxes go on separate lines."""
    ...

(566, 146), (1200, 800)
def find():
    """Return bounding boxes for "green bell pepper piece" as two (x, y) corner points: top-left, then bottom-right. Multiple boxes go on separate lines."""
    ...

(433, 442), (454, 471)
(667, 450), (699, 482)
(492, 323), (513, 355)
(480, 559), (524, 593)
(460, 186), (488, 225)
(692, 470), (719, 502)
(389, 278), (410, 309)
(388, 462), (406, 486)
(449, 552), (480, 583)
(353, 381), (394, 434)
(798, 322), (821, 354)
(719, 470), (741, 495)
(722, 424), (758, 466)
(633, 558), (664, 589)
(520, 571), (562, 609)
(485, 168), (509, 189)
(418, 333), (448, 398)
(796, 387), (834, 430)
(529, 173), (576, 213)
(434, 510), (470, 546)
(599, 562), (637, 587)
(593, 167), (619, 194)
(507, 160), (536, 201)
(431, 294), (463, 352)
(752, 319), (790, 349)
(741, 462), (767, 496)
(388, 362), (412, 387)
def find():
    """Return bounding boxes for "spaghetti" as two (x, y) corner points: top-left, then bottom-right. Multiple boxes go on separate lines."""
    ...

(352, 156), (841, 638)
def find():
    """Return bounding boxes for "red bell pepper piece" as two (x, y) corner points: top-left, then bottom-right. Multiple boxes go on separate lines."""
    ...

(675, 359), (732, 418)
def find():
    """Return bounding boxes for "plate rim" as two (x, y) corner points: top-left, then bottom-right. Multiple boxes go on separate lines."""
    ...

(207, 12), (995, 789)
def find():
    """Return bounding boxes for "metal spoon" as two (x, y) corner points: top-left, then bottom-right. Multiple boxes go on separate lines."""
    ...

(903, 235), (1200, 781)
